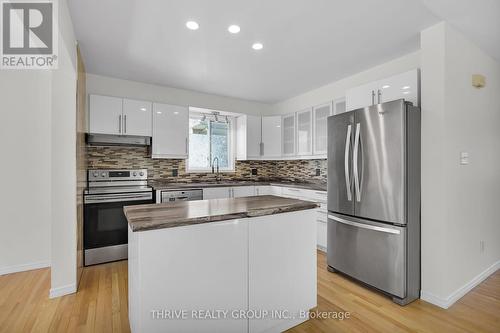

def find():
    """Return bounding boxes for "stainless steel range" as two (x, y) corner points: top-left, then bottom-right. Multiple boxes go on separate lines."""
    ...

(84, 169), (153, 266)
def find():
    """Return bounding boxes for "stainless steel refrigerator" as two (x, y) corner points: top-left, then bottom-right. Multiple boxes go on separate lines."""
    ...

(327, 99), (420, 305)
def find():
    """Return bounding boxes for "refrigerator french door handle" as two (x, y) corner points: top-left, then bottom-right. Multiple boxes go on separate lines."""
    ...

(353, 122), (361, 202)
(328, 214), (401, 234)
(344, 124), (352, 201)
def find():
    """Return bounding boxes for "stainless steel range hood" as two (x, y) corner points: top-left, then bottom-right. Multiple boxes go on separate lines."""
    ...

(86, 134), (151, 146)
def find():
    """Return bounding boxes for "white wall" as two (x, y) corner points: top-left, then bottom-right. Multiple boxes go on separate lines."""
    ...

(0, 71), (52, 275)
(49, 0), (78, 297)
(270, 51), (420, 114)
(420, 22), (500, 308)
(86, 74), (272, 119)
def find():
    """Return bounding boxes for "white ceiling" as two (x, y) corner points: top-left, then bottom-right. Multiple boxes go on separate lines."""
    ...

(68, 0), (498, 103)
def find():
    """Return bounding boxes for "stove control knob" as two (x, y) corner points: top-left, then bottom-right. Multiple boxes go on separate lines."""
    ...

(133, 172), (137, 177)
(93, 172), (99, 177)
(101, 172), (106, 177)
(139, 171), (144, 176)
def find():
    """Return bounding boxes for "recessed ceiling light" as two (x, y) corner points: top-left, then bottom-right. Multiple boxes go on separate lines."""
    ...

(140, 107), (147, 111)
(156, 111), (162, 114)
(403, 91), (410, 95)
(228, 25), (240, 34)
(186, 21), (199, 30)
(252, 42), (263, 50)
(402, 86), (410, 90)
(382, 85), (390, 89)
(174, 111), (179, 115)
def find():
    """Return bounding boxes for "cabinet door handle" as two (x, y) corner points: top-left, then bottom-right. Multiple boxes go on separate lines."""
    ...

(185, 138), (188, 154)
(371, 90), (375, 105)
(124, 115), (127, 133)
(328, 214), (400, 234)
(377, 89), (381, 104)
(119, 115), (122, 133)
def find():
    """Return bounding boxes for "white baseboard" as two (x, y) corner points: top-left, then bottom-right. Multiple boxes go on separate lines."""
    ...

(0, 261), (50, 276)
(49, 283), (77, 298)
(421, 260), (500, 309)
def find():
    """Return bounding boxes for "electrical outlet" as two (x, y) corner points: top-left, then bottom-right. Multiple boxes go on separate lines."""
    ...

(172, 169), (178, 177)
(480, 240), (485, 253)
(315, 168), (321, 176)
(251, 168), (258, 176)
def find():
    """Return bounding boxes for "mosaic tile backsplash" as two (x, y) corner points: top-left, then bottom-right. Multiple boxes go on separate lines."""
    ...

(87, 146), (327, 182)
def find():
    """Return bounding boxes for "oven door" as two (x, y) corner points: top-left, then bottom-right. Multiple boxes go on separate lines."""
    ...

(84, 192), (153, 266)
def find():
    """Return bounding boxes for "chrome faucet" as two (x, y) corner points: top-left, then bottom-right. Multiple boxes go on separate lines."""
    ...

(211, 157), (221, 182)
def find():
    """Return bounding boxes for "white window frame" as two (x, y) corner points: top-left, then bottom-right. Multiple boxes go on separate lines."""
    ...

(186, 111), (236, 173)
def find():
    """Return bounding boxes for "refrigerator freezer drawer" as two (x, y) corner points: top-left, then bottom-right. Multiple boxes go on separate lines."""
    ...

(327, 214), (406, 298)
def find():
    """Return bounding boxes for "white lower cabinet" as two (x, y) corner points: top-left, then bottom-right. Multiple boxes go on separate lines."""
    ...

(279, 187), (327, 251)
(128, 210), (317, 333)
(204, 185), (327, 251)
(203, 187), (231, 199)
(248, 210), (317, 333)
(281, 187), (303, 199)
(317, 221), (327, 251)
(255, 186), (271, 196)
(232, 186), (255, 198)
(203, 186), (256, 199)
(128, 220), (248, 333)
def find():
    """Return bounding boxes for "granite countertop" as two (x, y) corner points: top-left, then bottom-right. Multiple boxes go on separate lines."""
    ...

(148, 179), (327, 192)
(124, 195), (319, 232)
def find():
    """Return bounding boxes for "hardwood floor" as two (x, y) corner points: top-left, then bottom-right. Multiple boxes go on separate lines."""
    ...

(0, 252), (498, 333)
(287, 253), (500, 333)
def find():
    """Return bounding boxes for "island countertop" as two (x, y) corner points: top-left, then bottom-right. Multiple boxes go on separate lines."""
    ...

(124, 195), (319, 232)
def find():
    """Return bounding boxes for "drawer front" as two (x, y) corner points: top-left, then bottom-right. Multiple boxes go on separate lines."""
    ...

(281, 187), (303, 199)
(255, 186), (272, 196)
(327, 214), (406, 298)
(310, 190), (327, 203)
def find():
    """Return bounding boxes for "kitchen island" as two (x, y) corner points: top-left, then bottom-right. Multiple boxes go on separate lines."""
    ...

(125, 195), (318, 333)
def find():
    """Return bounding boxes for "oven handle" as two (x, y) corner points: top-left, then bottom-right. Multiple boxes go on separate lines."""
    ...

(84, 193), (152, 204)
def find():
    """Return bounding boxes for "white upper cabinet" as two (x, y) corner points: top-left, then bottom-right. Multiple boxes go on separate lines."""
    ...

(312, 102), (332, 155)
(89, 94), (154, 136)
(89, 95), (123, 135)
(346, 69), (419, 111)
(122, 99), (152, 136)
(296, 108), (312, 156)
(333, 98), (346, 115)
(236, 115), (261, 160)
(261, 116), (282, 158)
(282, 114), (296, 156)
(376, 69), (419, 106)
(152, 103), (189, 159)
(345, 81), (379, 111)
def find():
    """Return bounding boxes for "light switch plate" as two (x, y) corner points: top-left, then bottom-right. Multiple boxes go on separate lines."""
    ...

(460, 152), (469, 165)
(472, 74), (485, 88)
